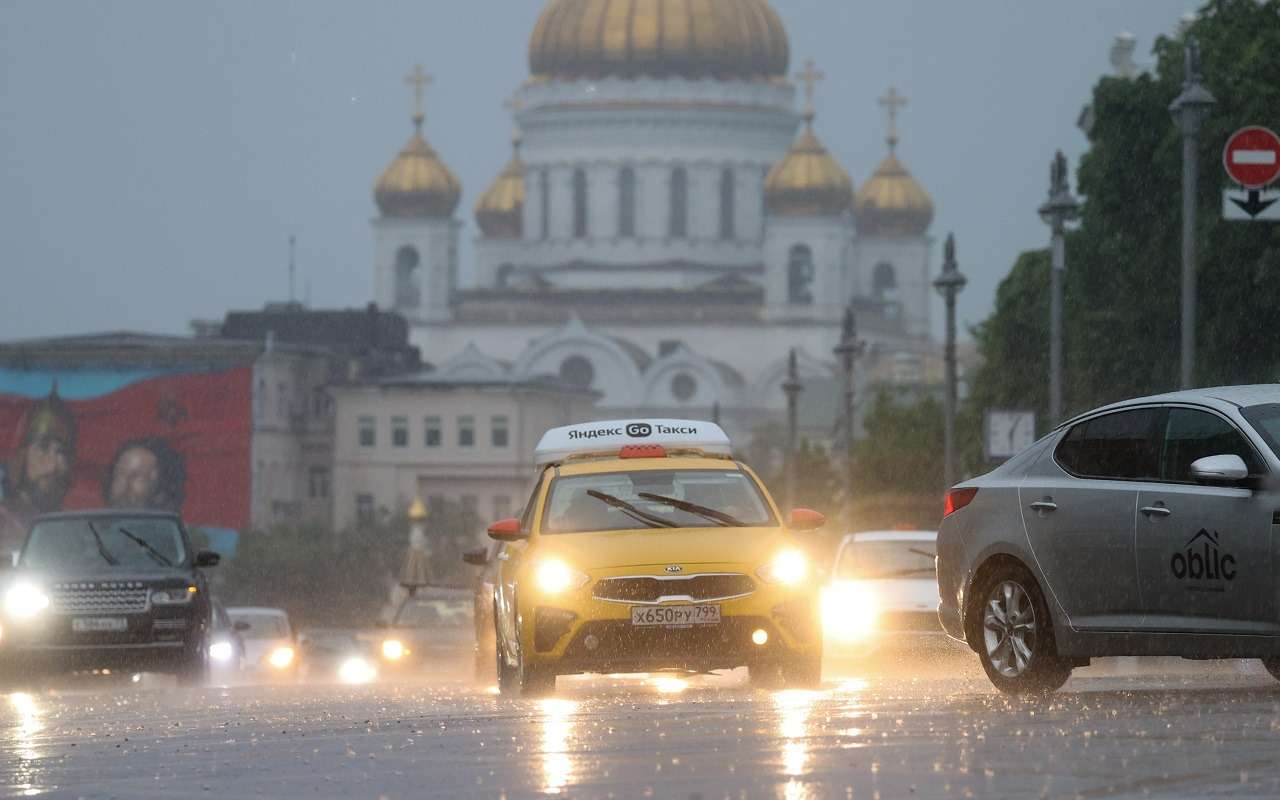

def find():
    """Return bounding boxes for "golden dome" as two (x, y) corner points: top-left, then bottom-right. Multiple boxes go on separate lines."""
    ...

(529, 0), (789, 81)
(475, 137), (524, 238)
(374, 117), (461, 220)
(764, 117), (852, 217)
(854, 152), (934, 236)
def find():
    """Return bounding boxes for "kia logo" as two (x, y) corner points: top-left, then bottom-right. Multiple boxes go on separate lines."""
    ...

(626, 423), (653, 438)
(665, 565), (682, 573)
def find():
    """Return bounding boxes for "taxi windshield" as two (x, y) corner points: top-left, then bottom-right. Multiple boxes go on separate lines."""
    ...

(838, 539), (937, 580)
(21, 517), (186, 570)
(542, 469), (774, 534)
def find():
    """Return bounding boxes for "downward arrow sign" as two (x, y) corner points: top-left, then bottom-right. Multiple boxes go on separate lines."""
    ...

(1230, 189), (1279, 218)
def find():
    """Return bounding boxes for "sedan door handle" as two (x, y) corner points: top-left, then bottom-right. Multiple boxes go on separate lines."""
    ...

(1028, 501), (1058, 513)
(1140, 505), (1172, 518)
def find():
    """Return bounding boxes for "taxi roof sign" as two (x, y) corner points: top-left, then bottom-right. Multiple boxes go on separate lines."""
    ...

(534, 419), (732, 466)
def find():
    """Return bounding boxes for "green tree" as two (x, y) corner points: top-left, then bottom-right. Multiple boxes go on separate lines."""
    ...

(852, 391), (945, 494)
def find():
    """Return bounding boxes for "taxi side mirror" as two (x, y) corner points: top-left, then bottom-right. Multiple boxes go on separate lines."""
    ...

(462, 547), (490, 566)
(487, 517), (528, 542)
(1190, 454), (1250, 484)
(787, 508), (826, 531)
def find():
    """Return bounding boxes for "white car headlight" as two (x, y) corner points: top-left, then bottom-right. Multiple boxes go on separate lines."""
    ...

(268, 645), (295, 670)
(209, 640), (234, 662)
(822, 582), (880, 642)
(338, 657), (377, 685)
(381, 639), (406, 661)
(5, 583), (50, 619)
(534, 559), (589, 594)
(757, 549), (809, 586)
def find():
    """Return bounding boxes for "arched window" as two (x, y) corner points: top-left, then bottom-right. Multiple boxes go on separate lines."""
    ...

(669, 167), (688, 239)
(618, 167), (636, 238)
(559, 356), (595, 390)
(718, 168), (735, 240)
(572, 168), (588, 239)
(872, 262), (898, 299)
(787, 244), (814, 305)
(539, 168), (550, 240)
(394, 245), (421, 308)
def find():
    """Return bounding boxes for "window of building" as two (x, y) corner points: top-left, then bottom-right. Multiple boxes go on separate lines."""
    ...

(572, 168), (588, 239)
(492, 415), (510, 448)
(394, 245), (421, 308)
(496, 263), (514, 288)
(1055, 408), (1163, 480)
(492, 495), (512, 521)
(458, 415), (476, 448)
(308, 467), (330, 499)
(424, 415), (442, 448)
(256, 379), (266, 418)
(392, 415), (409, 448)
(427, 494), (447, 517)
(618, 167), (636, 238)
(358, 415), (376, 448)
(671, 373), (697, 402)
(669, 167), (688, 238)
(872, 261), (898, 299)
(460, 494), (479, 519)
(718, 168), (735, 239)
(787, 244), (815, 305)
(559, 356), (595, 390)
(276, 382), (289, 418)
(540, 168), (550, 240)
(355, 493), (375, 522)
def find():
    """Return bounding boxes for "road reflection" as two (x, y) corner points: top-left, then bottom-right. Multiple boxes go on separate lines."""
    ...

(538, 697), (579, 794)
(773, 689), (819, 799)
(7, 692), (46, 796)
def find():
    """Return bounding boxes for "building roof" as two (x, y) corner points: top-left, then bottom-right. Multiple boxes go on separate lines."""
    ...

(362, 369), (599, 397)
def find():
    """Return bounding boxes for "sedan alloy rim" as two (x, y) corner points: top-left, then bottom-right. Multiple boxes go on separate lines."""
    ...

(983, 580), (1036, 678)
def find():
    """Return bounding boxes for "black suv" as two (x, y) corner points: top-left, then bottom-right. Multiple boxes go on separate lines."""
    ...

(0, 509), (220, 686)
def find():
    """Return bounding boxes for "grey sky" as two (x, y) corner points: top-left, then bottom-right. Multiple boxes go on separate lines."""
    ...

(0, 1), (1185, 343)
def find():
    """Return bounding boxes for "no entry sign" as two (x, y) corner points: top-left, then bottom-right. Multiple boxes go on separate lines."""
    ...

(1223, 126), (1280, 189)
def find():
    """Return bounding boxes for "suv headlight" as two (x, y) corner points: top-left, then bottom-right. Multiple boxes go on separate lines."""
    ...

(151, 586), (197, 605)
(5, 583), (50, 619)
(534, 559), (589, 594)
(756, 549), (809, 586)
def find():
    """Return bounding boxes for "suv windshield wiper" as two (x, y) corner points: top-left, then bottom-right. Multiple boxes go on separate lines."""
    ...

(586, 490), (676, 529)
(636, 493), (745, 527)
(116, 526), (173, 567)
(85, 521), (120, 566)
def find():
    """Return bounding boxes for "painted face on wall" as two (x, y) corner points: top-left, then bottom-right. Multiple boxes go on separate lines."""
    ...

(20, 435), (74, 511)
(4, 389), (77, 515)
(107, 446), (162, 509)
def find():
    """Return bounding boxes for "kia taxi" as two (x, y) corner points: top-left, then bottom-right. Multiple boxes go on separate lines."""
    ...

(488, 420), (825, 696)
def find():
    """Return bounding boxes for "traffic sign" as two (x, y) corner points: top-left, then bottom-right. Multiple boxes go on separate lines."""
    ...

(1223, 126), (1280, 189)
(1223, 189), (1280, 221)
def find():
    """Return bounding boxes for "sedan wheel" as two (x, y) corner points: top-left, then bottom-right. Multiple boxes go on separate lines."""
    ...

(983, 580), (1037, 678)
(973, 566), (1071, 695)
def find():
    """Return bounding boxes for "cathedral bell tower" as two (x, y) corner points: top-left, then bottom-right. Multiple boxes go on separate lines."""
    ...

(372, 65), (461, 324)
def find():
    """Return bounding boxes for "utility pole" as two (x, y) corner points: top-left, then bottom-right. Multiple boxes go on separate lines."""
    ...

(1039, 152), (1079, 425)
(1169, 36), (1215, 389)
(832, 306), (863, 504)
(782, 348), (804, 511)
(933, 233), (967, 489)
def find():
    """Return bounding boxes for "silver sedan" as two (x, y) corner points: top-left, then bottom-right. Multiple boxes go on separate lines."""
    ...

(938, 385), (1280, 693)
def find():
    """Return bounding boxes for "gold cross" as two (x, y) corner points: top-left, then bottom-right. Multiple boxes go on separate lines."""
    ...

(878, 86), (907, 150)
(404, 64), (432, 126)
(794, 60), (824, 120)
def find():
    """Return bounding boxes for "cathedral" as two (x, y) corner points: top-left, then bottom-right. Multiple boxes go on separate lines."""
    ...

(369, 0), (939, 444)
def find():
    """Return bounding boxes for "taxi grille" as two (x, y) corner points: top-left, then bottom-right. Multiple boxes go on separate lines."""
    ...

(51, 586), (149, 614)
(593, 574), (754, 604)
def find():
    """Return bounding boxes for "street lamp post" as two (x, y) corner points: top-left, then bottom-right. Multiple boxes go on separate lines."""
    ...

(1169, 36), (1215, 389)
(933, 233), (967, 490)
(832, 306), (864, 495)
(782, 348), (804, 511)
(1038, 152), (1079, 425)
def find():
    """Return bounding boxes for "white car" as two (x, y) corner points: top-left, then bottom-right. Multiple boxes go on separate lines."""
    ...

(226, 606), (297, 681)
(822, 530), (958, 657)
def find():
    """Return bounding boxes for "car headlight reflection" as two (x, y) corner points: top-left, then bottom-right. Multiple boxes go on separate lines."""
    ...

(4, 582), (50, 619)
(822, 582), (880, 642)
(381, 639), (406, 661)
(267, 645), (295, 669)
(534, 559), (589, 594)
(338, 657), (377, 685)
(756, 549), (808, 586)
(209, 640), (234, 662)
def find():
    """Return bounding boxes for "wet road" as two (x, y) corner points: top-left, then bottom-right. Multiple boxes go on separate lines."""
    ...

(5, 657), (1280, 799)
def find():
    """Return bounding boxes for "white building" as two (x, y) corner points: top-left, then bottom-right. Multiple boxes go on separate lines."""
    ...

(369, 0), (940, 446)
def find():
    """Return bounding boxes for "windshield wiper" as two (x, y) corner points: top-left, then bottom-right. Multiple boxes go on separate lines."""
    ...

(586, 490), (677, 529)
(85, 521), (120, 566)
(636, 493), (745, 527)
(116, 526), (173, 567)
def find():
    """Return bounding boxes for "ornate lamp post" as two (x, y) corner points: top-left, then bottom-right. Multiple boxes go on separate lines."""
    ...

(1038, 152), (1079, 425)
(932, 233), (967, 489)
(782, 348), (804, 511)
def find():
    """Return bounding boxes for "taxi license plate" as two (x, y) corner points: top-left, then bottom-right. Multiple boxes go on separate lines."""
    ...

(630, 605), (720, 627)
(72, 617), (127, 633)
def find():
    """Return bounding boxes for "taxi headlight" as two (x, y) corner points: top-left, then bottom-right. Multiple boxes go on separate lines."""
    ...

(5, 583), (50, 619)
(821, 582), (880, 642)
(756, 550), (808, 586)
(209, 640), (234, 662)
(534, 559), (589, 594)
(381, 639), (406, 661)
(338, 656), (377, 685)
(268, 645), (295, 670)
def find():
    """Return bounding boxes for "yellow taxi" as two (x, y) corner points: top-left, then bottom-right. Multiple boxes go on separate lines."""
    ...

(487, 420), (826, 696)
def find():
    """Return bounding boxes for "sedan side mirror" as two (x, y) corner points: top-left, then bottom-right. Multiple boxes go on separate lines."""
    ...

(462, 547), (490, 566)
(487, 517), (528, 542)
(787, 508), (827, 531)
(1190, 454), (1250, 484)
(194, 550), (221, 568)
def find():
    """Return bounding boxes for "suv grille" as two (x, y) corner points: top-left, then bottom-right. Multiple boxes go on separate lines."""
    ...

(593, 574), (754, 604)
(51, 584), (149, 614)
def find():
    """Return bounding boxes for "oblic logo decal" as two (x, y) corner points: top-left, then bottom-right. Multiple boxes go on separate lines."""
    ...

(626, 423), (653, 438)
(1171, 528), (1236, 582)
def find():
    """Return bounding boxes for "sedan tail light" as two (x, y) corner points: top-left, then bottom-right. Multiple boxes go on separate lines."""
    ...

(943, 487), (978, 517)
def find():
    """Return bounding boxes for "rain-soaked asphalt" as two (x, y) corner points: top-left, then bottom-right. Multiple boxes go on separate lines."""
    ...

(5, 655), (1280, 799)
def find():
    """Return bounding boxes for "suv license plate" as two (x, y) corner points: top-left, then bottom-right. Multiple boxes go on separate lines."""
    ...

(72, 617), (127, 633)
(630, 605), (721, 627)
